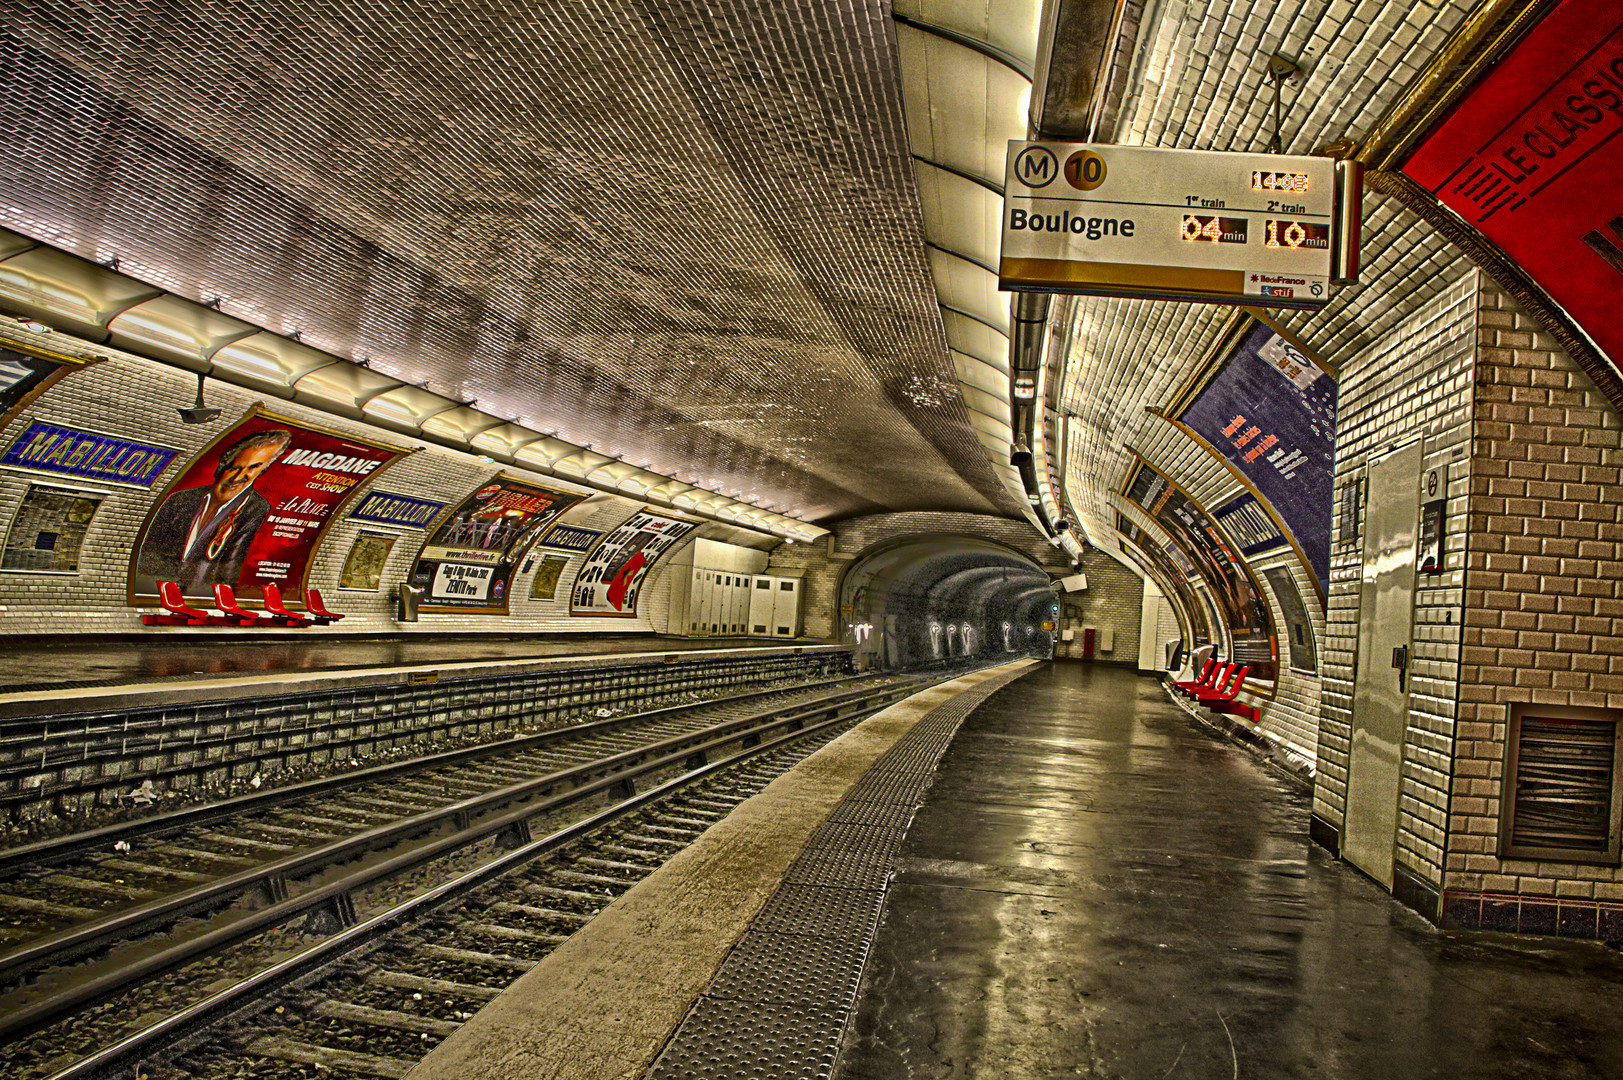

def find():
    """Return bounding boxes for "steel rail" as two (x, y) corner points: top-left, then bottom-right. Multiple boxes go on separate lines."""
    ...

(0, 670), (871, 874)
(0, 677), (907, 989)
(0, 680), (917, 1042)
(41, 683), (900, 1080)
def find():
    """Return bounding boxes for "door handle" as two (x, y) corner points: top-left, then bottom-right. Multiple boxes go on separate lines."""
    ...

(1391, 644), (1409, 693)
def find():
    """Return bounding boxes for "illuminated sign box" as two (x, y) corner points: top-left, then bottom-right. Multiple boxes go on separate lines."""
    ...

(1000, 142), (1337, 308)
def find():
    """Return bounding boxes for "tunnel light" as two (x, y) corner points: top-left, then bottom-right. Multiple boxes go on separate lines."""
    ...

(1010, 439), (1032, 466)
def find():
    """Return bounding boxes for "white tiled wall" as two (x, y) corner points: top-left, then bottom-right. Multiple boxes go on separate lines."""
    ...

(0, 327), (768, 635)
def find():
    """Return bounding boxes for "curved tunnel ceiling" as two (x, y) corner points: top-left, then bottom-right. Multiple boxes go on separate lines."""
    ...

(0, 0), (1028, 525)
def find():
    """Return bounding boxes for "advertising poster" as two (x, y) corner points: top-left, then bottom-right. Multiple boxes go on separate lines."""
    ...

(1399, 0), (1622, 382)
(129, 405), (412, 606)
(1117, 511), (1211, 648)
(1262, 567), (1318, 674)
(529, 555), (570, 601)
(1212, 491), (1288, 558)
(0, 340), (99, 432)
(571, 509), (698, 618)
(1124, 460), (1276, 681)
(411, 475), (584, 614)
(1169, 317), (1336, 594)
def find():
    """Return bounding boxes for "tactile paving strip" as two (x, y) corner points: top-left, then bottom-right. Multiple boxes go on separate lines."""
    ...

(648, 664), (1034, 1080)
(646, 998), (848, 1080)
(749, 884), (884, 938)
(705, 931), (871, 1007)
(823, 799), (916, 830)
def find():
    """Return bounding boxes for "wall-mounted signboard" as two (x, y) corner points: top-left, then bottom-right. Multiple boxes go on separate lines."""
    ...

(1001, 142), (1349, 308)
(1370, 0), (1623, 409)
(129, 405), (412, 607)
(1123, 460), (1276, 682)
(1165, 315), (1336, 596)
(411, 476), (585, 615)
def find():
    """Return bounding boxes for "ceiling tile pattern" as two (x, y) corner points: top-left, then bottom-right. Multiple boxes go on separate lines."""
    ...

(1061, 0), (1475, 551)
(0, 0), (1024, 523)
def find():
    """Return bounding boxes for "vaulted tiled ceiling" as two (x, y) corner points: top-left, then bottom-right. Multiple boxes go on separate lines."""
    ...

(1060, 0), (1475, 556)
(0, 0), (1026, 523)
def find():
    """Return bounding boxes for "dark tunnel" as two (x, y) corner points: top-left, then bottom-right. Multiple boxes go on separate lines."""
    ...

(837, 535), (1056, 670)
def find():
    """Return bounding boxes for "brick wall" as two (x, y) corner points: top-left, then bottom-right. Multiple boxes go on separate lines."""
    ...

(1314, 271), (1478, 890)
(1053, 548), (1144, 665)
(1446, 280), (1623, 904)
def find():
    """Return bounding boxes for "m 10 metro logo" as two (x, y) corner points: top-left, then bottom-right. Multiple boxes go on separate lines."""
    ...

(1014, 145), (1110, 191)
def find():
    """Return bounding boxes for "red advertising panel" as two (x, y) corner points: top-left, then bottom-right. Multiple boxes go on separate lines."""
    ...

(130, 405), (412, 606)
(1400, 0), (1623, 375)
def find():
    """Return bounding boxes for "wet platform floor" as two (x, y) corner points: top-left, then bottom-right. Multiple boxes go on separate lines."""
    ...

(833, 662), (1623, 1080)
(0, 634), (788, 692)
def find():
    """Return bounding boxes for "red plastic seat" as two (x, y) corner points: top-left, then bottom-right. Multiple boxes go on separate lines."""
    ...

(261, 582), (313, 627)
(211, 583), (261, 625)
(1178, 661), (1231, 699)
(142, 580), (212, 625)
(1171, 658), (1216, 694)
(305, 587), (345, 624)
(1195, 665), (1250, 704)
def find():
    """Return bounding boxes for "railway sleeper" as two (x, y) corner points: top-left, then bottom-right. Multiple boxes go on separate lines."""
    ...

(485, 901), (591, 925)
(366, 968), (502, 1002)
(314, 999), (461, 1038)
(244, 1034), (416, 1080)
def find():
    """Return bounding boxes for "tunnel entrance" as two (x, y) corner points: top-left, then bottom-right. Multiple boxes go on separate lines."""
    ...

(838, 534), (1056, 670)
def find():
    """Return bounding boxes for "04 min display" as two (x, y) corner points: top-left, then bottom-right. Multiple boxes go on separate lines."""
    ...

(1251, 170), (1309, 192)
(1180, 215), (1248, 244)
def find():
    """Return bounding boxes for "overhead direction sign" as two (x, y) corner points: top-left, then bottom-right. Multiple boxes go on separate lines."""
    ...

(1000, 142), (1342, 307)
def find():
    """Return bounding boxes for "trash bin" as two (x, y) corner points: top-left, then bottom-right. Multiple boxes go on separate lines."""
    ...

(394, 583), (424, 622)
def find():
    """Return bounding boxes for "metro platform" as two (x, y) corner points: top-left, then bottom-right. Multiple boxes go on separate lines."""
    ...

(415, 661), (1623, 1080)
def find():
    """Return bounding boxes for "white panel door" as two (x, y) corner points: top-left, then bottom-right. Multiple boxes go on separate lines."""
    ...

(1344, 441), (1422, 887)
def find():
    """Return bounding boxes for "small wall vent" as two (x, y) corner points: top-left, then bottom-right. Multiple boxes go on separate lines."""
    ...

(1500, 703), (1623, 864)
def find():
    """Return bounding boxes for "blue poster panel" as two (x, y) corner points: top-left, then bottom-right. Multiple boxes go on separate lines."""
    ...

(1171, 318), (1335, 594)
(1212, 492), (1288, 557)
(1124, 460), (1276, 682)
(349, 490), (445, 528)
(1117, 511), (1211, 648)
(2, 420), (178, 487)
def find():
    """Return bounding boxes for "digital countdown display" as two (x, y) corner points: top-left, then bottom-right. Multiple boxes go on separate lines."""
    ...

(1001, 142), (1341, 307)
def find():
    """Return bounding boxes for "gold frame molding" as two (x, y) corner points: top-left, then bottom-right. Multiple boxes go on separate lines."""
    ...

(1353, 0), (1623, 413)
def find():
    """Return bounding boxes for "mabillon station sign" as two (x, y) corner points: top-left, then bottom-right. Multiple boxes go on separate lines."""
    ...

(999, 142), (1359, 308)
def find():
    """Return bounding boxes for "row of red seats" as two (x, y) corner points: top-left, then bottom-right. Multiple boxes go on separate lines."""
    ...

(142, 581), (346, 628)
(1170, 658), (1259, 722)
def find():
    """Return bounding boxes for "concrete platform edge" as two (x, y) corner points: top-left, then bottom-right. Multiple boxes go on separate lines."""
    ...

(406, 659), (1037, 1080)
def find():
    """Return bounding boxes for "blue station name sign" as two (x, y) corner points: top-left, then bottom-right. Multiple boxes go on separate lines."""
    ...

(349, 490), (447, 528)
(1, 420), (178, 486)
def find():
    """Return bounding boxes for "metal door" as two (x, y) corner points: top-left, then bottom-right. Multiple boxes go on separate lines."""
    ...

(771, 578), (800, 637)
(1343, 441), (1422, 886)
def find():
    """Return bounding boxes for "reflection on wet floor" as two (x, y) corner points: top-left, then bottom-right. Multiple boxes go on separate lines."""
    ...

(0, 635), (779, 692)
(836, 662), (1623, 1080)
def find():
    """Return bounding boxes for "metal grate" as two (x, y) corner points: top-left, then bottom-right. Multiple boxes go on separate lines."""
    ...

(648, 662), (1034, 1080)
(1502, 708), (1622, 863)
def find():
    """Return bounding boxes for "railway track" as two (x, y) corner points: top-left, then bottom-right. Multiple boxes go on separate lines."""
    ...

(0, 668), (956, 1079)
